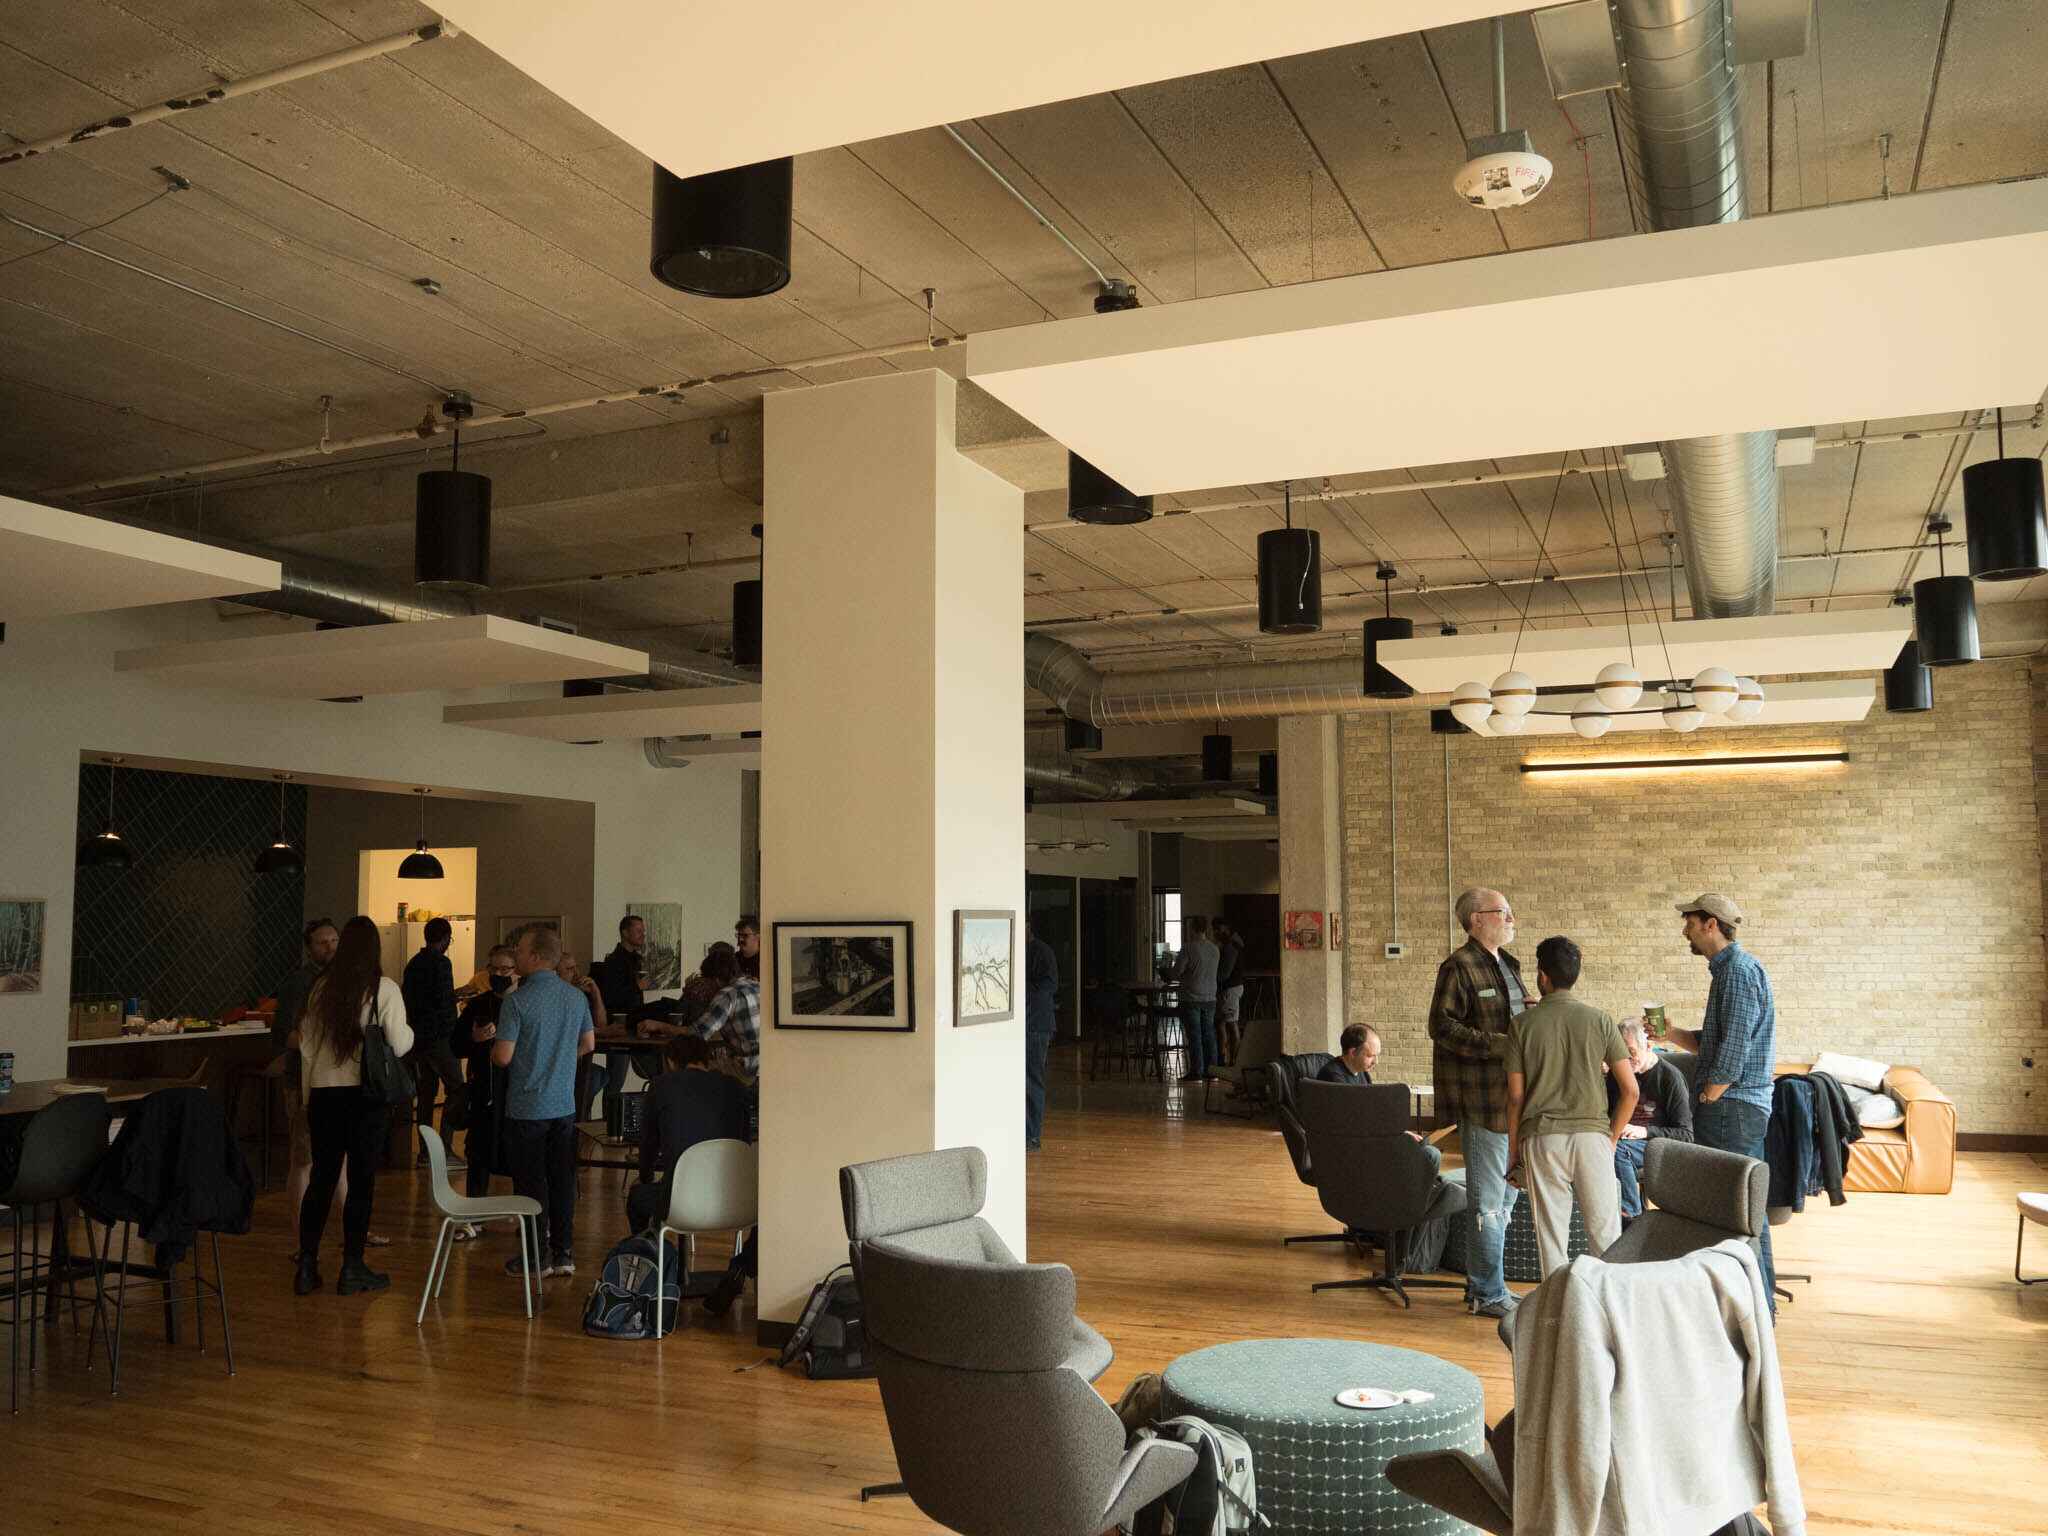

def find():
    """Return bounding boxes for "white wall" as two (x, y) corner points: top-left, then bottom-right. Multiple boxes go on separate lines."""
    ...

(0, 602), (743, 1081)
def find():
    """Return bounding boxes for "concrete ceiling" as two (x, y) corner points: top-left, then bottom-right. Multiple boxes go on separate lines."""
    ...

(2, 0), (2046, 672)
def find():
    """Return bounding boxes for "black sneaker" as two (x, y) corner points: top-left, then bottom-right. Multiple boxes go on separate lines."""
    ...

(293, 1256), (323, 1296)
(336, 1260), (390, 1296)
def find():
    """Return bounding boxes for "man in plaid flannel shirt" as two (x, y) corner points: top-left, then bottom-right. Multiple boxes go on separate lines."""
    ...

(1430, 886), (1529, 1317)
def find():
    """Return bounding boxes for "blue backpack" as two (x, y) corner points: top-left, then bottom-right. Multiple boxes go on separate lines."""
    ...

(581, 1233), (683, 1340)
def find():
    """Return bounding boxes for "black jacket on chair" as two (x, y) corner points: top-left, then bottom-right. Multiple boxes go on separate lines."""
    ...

(80, 1087), (254, 1264)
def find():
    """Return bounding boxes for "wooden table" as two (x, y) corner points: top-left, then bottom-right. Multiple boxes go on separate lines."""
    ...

(0, 1075), (192, 1117)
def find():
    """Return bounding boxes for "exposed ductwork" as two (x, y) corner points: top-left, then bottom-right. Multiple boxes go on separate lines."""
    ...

(1611, 0), (1778, 618)
(1026, 633), (1445, 725)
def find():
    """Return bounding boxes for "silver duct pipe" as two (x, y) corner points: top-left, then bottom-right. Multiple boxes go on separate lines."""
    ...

(1024, 758), (1146, 801)
(1613, 0), (1778, 618)
(1026, 633), (1446, 725)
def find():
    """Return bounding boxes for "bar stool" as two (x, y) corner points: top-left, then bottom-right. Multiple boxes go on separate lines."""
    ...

(3, 1093), (114, 1414)
(225, 1056), (284, 1190)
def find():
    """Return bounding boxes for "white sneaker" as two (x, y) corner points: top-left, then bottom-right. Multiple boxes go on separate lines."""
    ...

(544, 1255), (576, 1278)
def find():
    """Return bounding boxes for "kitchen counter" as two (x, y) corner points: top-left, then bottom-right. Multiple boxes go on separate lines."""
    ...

(69, 1021), (271, 1048)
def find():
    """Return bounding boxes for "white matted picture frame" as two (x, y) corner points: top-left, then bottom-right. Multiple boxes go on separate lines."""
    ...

(773, 920), (915, 1032)
(953, 909), (1015, 1026)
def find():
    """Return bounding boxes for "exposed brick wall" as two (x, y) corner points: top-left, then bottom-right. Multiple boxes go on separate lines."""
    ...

(1340, 659), (2048, 1136)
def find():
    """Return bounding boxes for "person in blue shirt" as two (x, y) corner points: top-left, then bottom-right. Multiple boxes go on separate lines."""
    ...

(1662, 891), (1778, 1307)
(1023, 916), (1058, 1150)
(492, 922), (594, 1279)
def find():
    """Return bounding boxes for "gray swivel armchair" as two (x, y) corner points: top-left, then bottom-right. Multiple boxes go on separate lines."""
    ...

(859, 1239), (1196, 1536)
(1296, 1079), (1466, 1306)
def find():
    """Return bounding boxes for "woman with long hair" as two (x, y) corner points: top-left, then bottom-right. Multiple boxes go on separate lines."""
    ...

(296, 915), (413, 1296)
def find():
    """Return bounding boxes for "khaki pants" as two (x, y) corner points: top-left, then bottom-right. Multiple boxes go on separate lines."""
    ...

(1524, 1131), (1622, 1279)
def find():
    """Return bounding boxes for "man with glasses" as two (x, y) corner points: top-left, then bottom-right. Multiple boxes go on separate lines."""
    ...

(1430, 887), (1529, 1318)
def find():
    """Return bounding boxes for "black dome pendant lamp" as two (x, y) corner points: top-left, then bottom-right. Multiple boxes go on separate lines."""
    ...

(1883, 638), (1933, 713)
(1362, 564), (1415, 699)
(416, 393), (490, 590)
(398, 787), (446, 880)
(254, 772), (303, 875)
(651, 157), (793, 299)
(1964, 406), (2048, 581)
(1067, 452), (1152, 525)
(77, 755), (133, 870)
(1257, 481), (1322, 634)
(1913, 515), (1979, 667)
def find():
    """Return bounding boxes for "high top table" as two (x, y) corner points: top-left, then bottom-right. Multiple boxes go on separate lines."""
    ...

(1161, 1337), (1483, 1534)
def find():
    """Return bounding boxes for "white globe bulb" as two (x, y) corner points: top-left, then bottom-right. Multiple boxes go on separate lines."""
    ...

(1726, 677), (1765, 723)
(1691, 665), (1739, 716)
(1571, 706), (1613, 739)
(1593, 662), (1643, 711)
(1662, 705), (1704, 733)
(1490, 670), (1537, 718)
(1449, 681), (1494, 729)
(1487, 711), (1526, 736)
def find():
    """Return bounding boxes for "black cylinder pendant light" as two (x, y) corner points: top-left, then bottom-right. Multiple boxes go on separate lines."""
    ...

(651, 158), (793, 298)
(1257, 752), (1278, 797)
(1362, 565), (1415, 698)
(1067, 452), (1152, 525)
(254, 773), (303, 875)
(732, 522), (764, 667)
(1883, 638), (1933, 713)
(1202, 732), (1233, 782)
(77, 755), (133, 870)
(398, 788), (445, 881)
(1913, 517), (1979, 667)
(1257, 481), (1323, 634)
(416, 394), (490, 590)
(1964, 408), (2048, 581)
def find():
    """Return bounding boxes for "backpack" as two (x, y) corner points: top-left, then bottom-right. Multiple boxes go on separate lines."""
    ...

(777, 1263), (875, 1379)
(1132, 1415), (1269, 1535)
(581, 1233), (682, 1340)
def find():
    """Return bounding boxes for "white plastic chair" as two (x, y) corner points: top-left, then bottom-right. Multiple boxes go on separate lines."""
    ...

(416, 1126), (545, 1326)
(654, 1138), (758, 1338)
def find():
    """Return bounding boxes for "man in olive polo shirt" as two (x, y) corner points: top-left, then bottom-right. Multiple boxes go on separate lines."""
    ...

(1505, 934), (1639, 1279)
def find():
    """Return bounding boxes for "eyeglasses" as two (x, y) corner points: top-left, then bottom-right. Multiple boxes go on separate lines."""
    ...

(1475, 908), (1514, 919)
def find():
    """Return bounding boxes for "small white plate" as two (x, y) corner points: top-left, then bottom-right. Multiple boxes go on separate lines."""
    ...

(1335, 1387), (1401, 1410)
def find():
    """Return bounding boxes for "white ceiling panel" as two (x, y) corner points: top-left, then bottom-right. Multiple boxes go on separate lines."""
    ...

(444, 685), (763, 742)
(969, 182), (2048, 495)
(435, 2), (1533, 181)
(1, 495), (278, 621)
(114, 616), (648, 699)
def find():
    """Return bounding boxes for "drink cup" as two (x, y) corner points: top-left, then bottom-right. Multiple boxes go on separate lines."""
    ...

(1642, 1003), (1667, 1038)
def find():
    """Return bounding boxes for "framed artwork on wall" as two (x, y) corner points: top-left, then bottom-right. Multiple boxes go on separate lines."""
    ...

(626, 900), (685, 989)
(0, 898), (46, 994)
(773, 920), (915, 1031)
(1283, 910), (1325, 950)
(954, 909), (1015, 1026)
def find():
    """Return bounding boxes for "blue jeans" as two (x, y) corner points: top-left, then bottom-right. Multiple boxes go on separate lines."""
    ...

(1614, 1136), (1648, 1217)
(1462, 1123), (1519, 1306)
(1024, 1029), (1053, 1147)
(1181, 1002), (1218, 1081)
(1694, 1096), (1776, 1307)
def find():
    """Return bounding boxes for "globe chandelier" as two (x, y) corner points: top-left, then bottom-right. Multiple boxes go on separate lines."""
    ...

(1443, 451), (1766, 740)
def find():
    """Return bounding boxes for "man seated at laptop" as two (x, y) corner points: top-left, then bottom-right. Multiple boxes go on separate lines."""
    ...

(1317, 1024), (1440, 1172)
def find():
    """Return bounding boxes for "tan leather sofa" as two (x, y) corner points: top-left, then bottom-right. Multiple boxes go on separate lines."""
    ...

(1778, 1062), (1955, 1195)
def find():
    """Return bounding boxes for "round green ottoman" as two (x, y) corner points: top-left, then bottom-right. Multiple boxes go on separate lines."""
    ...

(1161, 1338), (1484, 1535)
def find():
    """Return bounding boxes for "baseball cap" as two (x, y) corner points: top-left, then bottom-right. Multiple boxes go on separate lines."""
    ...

(1676, 892), (1744, 927)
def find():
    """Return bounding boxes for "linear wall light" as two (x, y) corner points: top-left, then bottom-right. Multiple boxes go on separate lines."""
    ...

(1521, 752), (1848, 777)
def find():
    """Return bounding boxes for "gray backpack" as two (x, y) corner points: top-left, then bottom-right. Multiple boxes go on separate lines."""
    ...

(1133, 1414), (1269, 1535)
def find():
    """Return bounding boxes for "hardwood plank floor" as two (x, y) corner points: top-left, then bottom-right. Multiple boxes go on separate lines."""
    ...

(7, 1052), (2048, 1535)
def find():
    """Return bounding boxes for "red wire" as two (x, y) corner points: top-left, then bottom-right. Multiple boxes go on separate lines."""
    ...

(1557, 99), (1594, 238)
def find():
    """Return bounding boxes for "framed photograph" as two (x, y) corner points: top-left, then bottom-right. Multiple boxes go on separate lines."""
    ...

(0, 898), (45, 995)
(498, 915), (563, 949)
(954, 909), (1015, 1026)
(1328, 912), (1345, 951)
(773, 921), (914, 1032)
(626, 900), (685, 989)
(1283, 910), (1325, 950)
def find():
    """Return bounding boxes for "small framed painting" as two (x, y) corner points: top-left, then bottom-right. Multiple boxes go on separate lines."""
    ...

(0, 897), (46, 995)
(773, 920), (915, 1032)
(954, 910), (1015, 1026)
(1283, 910), (1325, 950)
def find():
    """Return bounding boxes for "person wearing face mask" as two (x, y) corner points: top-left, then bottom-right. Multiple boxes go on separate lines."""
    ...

(449, 945), (518, 1240)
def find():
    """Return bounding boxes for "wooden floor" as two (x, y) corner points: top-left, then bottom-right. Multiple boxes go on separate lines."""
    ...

(7, 1050), (2048, 1535)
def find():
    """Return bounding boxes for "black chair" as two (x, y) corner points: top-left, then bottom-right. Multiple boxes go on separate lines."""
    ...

(2, 1092), (114, 1413)
(1267, 1057), (1352, 1250)
(1297, 1079), (1467, 1307)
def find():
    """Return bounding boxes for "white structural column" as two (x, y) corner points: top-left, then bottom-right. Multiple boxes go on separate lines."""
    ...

(758, 370), (1025, 1328)
(1278, 714), (1345, 1055)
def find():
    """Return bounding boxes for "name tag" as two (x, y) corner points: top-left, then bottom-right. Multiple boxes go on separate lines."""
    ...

(1478, 987), (1497, 998)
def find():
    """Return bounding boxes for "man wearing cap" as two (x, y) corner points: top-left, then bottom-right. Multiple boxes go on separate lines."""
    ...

(1664, 892), (1778, 1305)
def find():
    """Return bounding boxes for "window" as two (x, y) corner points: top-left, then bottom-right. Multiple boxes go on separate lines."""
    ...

(1157, 888), (1183, 955)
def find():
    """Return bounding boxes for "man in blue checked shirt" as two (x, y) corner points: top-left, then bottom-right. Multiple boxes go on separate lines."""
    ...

(1662, 891), (1778, 1308)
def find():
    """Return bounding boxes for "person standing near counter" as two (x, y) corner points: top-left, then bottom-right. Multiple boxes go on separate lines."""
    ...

(494, 922), (594, 1279)
(296, 916), (414, 1297)
(403, 917), (467, 1160)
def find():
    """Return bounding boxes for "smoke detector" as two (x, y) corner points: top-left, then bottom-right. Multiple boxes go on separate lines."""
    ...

(1455, 130), (1551, 209)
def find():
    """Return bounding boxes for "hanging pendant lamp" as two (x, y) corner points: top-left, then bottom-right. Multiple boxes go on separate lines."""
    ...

(77, 755), (133, 870)
(1913, 516), (1979, 667)
(1362, 565), (1414, 699)
(1202, 730), (1234, 782)
(651, 157), (793, 298)
(398, 788), (446, 880)
(416, 394), (491, 590)
(1964, 407), (2048, 581)
(1067, 452), (1152, 525)
(1257, 752), (1278, 796)
(254, 772), (303, 875)
(1257, 481), (1322, 634)
(1883, 638), (1934, 712)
